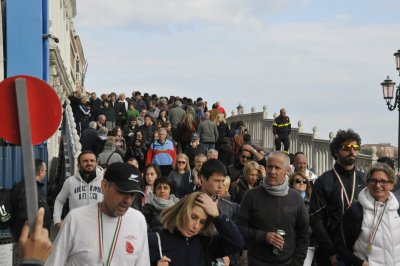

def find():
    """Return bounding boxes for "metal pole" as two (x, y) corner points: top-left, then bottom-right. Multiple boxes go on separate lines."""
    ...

(15, 78), (38, 232)
(398, 94), (400, 173)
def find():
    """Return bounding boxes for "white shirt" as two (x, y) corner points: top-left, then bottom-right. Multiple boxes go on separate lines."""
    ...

(46, 205), (150, 266)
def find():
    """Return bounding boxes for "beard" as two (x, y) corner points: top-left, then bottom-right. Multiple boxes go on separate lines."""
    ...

(79, 169), (96, 183)
(337, 155), (356, 166)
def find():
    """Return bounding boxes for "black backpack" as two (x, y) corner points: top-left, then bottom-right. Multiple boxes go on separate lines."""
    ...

(0, 188), (13, 229)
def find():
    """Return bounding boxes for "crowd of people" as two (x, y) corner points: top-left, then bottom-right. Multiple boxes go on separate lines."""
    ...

(8, 90), (400, 266)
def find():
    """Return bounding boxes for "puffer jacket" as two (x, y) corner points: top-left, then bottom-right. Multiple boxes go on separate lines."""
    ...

(354, 188), (400, 265)
(336, 188), (400, 266)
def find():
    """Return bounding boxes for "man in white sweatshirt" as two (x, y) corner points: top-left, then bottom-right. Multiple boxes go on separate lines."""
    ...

(53, 150), (104, 230)
(46, 162), (150, 266)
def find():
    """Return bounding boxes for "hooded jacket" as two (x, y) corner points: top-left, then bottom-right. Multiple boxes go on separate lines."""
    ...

(53, 166), (103, 225)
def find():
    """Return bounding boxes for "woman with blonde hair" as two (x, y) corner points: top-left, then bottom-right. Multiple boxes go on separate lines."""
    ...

(167, 153), (192, 198)
(231, 161), (264, 204)
(215, 113), (230, 149)
(148, 192), (244, 266)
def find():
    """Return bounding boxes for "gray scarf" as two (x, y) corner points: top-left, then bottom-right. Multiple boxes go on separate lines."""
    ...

(148, 193), (179, 210)
(262, 176), (289, 196)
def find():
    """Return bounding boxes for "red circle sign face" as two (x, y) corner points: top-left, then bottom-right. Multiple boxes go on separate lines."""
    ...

(0, 75), (62, 145)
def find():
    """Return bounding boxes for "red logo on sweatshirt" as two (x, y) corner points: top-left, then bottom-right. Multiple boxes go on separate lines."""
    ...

(126, 241), (134, 254)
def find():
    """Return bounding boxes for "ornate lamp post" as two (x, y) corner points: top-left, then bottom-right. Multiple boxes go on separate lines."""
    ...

(380, 50), (400, 171)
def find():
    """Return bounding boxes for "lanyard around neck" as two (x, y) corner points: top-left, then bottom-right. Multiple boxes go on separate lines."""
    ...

(366, 201), (387, 253)
(333, 167), (356, 209)
(98, 203), (122, 266)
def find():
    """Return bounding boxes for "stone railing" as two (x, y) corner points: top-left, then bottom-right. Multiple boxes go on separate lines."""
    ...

(62, 99), (82, 177)
(226, 105), (378, 175)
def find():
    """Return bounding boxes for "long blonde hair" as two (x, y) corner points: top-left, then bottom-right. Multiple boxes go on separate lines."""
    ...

(214, 113), (226, 126)
(161, 192), (217, 236)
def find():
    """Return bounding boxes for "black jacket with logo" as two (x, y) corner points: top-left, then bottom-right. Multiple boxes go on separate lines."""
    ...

(273, 115), (291, 137)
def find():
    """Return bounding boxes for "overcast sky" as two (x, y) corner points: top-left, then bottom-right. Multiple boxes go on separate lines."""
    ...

(75, 0), (400, 146)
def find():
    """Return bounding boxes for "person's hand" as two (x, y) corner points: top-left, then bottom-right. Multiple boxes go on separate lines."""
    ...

(19, 207), (53, 262)
(258, 165), (266, 177)
(195, 193), (219, 218)
(266, 232), (284, 250)
(55, 222), (62, 231)
(329, 255), (337, 266)
(193, 175), (201, 186)
(362, 261), (369, 266)
(241, 144), (254, 153)
(157, 256), (171, 266)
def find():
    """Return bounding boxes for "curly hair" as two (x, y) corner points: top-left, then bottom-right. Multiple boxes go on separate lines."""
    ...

(330, 129), (361, 160)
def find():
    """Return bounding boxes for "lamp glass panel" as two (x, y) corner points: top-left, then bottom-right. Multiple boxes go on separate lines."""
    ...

(382, 83), (395, 99)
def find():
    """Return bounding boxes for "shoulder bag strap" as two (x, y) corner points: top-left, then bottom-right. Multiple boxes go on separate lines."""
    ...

(155, 232), (163, 258)
(106, 151), (116, 165)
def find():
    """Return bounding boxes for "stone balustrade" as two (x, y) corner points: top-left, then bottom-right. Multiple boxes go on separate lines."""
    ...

(62, 98), (82, 177)
(227, 105), (377, 175)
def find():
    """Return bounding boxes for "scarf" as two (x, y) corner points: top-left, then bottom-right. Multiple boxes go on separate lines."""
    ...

(263, 176), (289, 197)
(300, 191), (306, 199)
(147, 193), (179, 210)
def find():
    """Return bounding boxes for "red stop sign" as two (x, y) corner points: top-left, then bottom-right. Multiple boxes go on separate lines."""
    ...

(0, 75), (62, 145)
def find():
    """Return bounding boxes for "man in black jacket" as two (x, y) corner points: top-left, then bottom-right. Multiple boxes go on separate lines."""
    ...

(238, 151), (309, 265)
(273, 108), (291, 153)
(309, 129), (366, 266)
(80, 121), (98, 152)
(199, 159), (241, 266)
(10, 159), (51, 242)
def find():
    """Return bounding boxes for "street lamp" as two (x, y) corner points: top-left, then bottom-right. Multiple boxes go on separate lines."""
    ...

(380, 49), (400, 171)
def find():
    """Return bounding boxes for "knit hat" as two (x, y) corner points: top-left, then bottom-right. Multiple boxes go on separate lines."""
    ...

(104, 163), (143, 195)
(191, 133), (200, 141)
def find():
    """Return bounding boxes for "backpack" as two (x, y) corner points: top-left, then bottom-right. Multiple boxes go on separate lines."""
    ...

(0, 188), (13, 229)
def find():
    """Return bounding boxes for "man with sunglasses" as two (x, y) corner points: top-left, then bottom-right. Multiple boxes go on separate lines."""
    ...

(309, 129), (366, 266)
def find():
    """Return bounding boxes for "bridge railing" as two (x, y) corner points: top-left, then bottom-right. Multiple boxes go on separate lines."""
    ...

(62, 100), (82, 177)
(226, 105), (378, 175)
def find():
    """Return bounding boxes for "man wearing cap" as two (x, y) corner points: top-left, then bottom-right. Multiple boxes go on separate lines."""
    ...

(183, 133), (208, 169)
(46, 162), (150, 265)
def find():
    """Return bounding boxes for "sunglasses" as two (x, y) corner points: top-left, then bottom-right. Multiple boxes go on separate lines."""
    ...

(241, 155), (252, 160)
(177, 161), (186, 164)
(294, 179), (308, 185)
(341, 144), (359, 151)
(367, 179), (392, 186)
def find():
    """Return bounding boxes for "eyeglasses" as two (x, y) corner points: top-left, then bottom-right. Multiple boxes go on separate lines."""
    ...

(341, 144), (359, 151)
(241, 155), (252, 160)
(177, 161), (186, 164)
(294, 179), (308, 185)
(367, 179), (392, 186)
